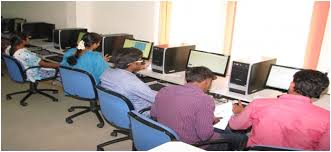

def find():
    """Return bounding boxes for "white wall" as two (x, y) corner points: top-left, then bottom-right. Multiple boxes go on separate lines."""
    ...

(1, 1), (77, 28)
(1, 1), (159, 43)
(76, 1), (159, 42)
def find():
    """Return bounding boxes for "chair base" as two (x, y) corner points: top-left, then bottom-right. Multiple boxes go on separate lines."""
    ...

(6, 82), (58, 106)
(97, 131), (131, 151)
(65, 102), (105, 128)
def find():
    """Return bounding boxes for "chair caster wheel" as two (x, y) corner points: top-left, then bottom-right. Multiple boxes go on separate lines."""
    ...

(68, 108), (74, 112)
(97, 123), (104, 128)
(97, 147), (104, 151)
(20, 102), (28, 106)
(53, 90), (58, 94)
(6, 95), (12, 100)
(66, 118), (73, 124)
(110, 131), (117, 137)
(53, 98), (58, 102)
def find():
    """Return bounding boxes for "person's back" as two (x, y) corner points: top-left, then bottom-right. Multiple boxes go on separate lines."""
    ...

(100, 68), (156, 112)
(60, 32), (109, 84)
(229, 69), (330, 150)
(151, 83), (216, 144)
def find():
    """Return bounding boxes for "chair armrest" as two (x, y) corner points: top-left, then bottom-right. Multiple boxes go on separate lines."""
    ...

(138, 106), (151, 114)
(192, 138), (232, 147)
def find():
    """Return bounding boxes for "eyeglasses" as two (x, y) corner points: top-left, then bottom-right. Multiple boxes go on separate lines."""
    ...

(135, 59), (145, 65)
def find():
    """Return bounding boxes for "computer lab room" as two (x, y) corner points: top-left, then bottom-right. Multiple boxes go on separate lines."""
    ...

(1, 0), (330, 151)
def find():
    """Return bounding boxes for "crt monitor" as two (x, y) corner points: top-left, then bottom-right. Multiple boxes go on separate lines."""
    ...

(187, 49), (230, 77)
(265, 64), (302, 92)
(123, 38), (153, 60)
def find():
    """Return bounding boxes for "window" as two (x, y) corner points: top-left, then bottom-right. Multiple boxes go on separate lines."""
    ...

(231, 1), (314, 68)
(168, 1), (227, 53)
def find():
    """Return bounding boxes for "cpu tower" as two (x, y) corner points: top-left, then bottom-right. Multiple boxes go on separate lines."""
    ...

(228, 57), (277, 95)
(151, 44), (196, 74)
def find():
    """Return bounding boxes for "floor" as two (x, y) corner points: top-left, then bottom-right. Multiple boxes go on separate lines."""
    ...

(1, 68), (132, 151)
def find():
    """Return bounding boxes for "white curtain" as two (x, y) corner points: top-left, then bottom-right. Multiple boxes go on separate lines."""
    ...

(168, 1), (227, 54)
(231, 0), (314, 68)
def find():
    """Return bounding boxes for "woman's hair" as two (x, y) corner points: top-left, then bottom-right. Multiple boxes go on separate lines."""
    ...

(67, 32), (102, 65)
(112, 47), (142, 69)
(293, 70), (329, 98)
(9, 32), (29, 56)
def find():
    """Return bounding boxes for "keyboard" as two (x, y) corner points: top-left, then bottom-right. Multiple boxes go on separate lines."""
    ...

(149, 83), (166, 91)
(45, 55), (64, 63)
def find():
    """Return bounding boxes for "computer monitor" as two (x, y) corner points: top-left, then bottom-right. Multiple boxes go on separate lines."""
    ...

(23, 22), (55, 40)
(123, 38), (153, 60)
(265, 64), (302, 92)
(186, 50), (230, 77)
(53, 28), (88, 50)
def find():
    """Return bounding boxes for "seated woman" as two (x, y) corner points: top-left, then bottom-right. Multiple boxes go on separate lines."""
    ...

(10, 33), (59, 82)
(60, 32), (110, 84)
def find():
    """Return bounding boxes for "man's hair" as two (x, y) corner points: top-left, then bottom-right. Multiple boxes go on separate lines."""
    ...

(185, 66), (216, 83)
(293, 69), (329, 98)
(112, 47), (142, 69)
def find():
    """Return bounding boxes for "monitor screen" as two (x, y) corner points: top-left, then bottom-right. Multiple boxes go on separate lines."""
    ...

(123, 39), (153, 59)
(187, 50), (230, 77)
(265, 64), (302, 92)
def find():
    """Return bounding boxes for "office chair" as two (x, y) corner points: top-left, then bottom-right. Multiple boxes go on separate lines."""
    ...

(59, 66), (104, 128)
(247, 145), (302, 151)
(96, 86), (137, 151)
(128, 111), (242, 151)
(2, 54), (58, 106)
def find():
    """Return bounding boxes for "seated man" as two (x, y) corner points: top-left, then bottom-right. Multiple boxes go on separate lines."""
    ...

(229, 69), (330, 150)
(100, 47), (156, 114)
(151, 66), (247, 150)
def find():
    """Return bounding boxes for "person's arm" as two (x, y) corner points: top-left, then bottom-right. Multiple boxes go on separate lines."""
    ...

(150, 93), (160, 119)
(39, 60), (59, 68)
(195, 97), (215, 141)
(228, 100), (253, 130)
(316, 124), (330, 150)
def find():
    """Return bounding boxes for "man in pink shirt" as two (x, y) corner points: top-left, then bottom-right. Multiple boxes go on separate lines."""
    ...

(229, 69), (330, 150)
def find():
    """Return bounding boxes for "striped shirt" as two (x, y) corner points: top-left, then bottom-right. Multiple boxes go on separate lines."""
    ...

(151, 83), (219, 144)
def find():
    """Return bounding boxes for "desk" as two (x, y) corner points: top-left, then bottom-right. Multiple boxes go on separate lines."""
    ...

(149, 141), (205, 151)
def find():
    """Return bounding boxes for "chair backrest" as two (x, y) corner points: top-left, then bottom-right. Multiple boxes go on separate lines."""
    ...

(128, 111), (180, 151)
(59, 66), (97, 100)
(97, 86), (135, 130)
(248, 145), (302, 151)
(2, 54), (26, 83)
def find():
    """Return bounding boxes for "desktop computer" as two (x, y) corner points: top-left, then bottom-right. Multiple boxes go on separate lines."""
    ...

(229, 57), (276, 95)
(1, 18), (26, 34)
(23, 22), (55, 40)
(151, 44), (195, 74)
(95, 33), (134, 57)
(53, 28), (88, 51)
(187, 49), (230, 77)
(123, 38), (153, 60)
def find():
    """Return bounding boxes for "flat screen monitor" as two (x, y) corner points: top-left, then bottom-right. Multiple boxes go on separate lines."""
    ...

(23, 22), (55, 41)
(123, 38), (153, 60)
(186, 49), (230, 77)
(265, 64), (302, 92)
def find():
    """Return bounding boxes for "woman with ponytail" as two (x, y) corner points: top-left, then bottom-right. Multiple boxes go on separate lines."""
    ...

(60, 32), (110, 84)
(10, 33), (59, 82)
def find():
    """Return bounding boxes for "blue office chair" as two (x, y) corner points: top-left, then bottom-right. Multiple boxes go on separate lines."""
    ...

(2, 54), (58, 106)
(128, 111), (242, 151)
(96, 85), (136, 151)
(59, 66), (104, 128)
(128, 111), (180, 151)
(247, 145), (302, 151)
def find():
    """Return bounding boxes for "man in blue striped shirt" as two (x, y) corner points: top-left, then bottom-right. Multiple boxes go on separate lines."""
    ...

(100, 48), (156, 115)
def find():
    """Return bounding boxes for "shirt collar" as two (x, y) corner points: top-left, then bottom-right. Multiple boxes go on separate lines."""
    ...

(184, 83), (205, 94)
(278, 94), (312, 104)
